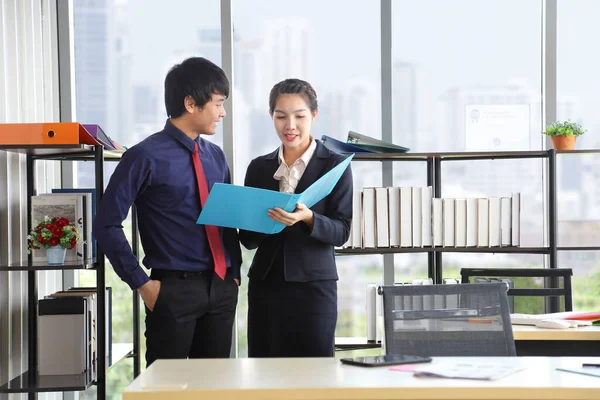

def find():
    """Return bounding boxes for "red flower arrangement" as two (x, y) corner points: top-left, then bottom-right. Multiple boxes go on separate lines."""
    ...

(27, 216), (80, 253)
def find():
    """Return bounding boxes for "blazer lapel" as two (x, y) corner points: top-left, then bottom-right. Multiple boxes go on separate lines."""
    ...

(263, 148), (281, 192)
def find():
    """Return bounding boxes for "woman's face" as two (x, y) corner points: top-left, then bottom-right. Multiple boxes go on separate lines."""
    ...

(271, 93), (318, 153)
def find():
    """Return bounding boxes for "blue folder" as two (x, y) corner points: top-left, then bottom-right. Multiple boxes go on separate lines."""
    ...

(197, 154), (353, 234)
(320, 135), (376, 154)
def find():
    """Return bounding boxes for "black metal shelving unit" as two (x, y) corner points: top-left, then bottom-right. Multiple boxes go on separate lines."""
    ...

(336, 149), (600, 313)
(0, 144), (141, 398)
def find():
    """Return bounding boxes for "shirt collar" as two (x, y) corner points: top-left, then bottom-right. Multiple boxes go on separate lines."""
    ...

(163, 119), (198, 153)
(277, 136), (317, 167)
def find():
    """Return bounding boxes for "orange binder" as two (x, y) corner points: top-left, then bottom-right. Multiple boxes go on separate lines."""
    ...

(0, 122), (101, 146)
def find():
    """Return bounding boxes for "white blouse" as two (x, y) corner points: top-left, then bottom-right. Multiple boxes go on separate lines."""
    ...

(273, 137), (317, 194)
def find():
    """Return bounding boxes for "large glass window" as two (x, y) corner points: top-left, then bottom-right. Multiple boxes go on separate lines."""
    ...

(72, 0), (222, 392)
(232, 0), (382, 356)
(557, 0), (600, 310)
(67, 0), (600, 371)
(392, 0), (544, 296)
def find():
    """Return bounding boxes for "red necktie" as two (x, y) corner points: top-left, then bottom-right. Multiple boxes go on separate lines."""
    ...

(193, 142), (227, 280)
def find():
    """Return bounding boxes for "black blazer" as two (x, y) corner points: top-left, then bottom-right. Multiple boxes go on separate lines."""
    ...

(239, 140), (353, 282)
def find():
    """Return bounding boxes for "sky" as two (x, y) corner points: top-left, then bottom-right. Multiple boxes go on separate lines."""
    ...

(117, 0), (598, 135)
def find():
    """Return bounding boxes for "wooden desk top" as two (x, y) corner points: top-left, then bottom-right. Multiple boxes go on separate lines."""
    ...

(123, 356), (600, 400)
(335, 325), (600, 347)
(512, 325), (600, 341)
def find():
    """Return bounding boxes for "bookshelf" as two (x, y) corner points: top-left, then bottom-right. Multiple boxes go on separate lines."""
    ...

(0, 144), (140, 398)
(337, 149), (600, 313)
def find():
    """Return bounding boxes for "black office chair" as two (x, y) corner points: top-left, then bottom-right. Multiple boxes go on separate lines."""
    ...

(460, 268), (573, 313)
(379, 283), (516, 357)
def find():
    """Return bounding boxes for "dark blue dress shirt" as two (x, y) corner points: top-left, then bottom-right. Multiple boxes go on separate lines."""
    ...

(93, 120), (242, 290)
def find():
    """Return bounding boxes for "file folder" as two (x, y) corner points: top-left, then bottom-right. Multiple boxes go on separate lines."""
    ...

(347, 130), (410, 153)
(197, 154), (353, 234)
(82, 124), (117, 150)
(320, 135), (376, 154)
(0, 122), (101, 146)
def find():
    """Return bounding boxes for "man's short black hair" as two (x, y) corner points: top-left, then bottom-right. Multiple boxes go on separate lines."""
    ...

(164, 57), (230, 118)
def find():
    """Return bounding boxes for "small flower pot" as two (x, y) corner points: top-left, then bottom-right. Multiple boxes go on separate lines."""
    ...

(46, 246), (66, 265)
(551, 135), (576, 150)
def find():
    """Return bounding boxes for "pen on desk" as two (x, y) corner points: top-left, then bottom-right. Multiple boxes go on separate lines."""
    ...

(582, 363), (600, 368)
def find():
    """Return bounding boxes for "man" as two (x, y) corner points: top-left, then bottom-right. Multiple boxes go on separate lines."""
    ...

(93, 57), (241, 366)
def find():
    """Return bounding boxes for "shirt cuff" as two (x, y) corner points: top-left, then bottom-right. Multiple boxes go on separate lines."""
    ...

(129, 266), (150, 290)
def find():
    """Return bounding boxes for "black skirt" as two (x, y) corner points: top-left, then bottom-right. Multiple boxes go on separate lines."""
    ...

(247, 250), (337, 357)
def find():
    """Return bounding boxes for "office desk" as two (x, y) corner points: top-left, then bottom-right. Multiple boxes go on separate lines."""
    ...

(513, 325), (600, 356)
(123, 357), (600, 400)
(336, 325), (600, 356)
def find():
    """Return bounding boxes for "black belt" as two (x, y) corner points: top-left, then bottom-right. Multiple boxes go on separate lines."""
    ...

(150, 269), (207, 280)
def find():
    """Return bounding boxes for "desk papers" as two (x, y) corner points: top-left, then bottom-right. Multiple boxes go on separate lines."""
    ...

(413, 362), (525, 380)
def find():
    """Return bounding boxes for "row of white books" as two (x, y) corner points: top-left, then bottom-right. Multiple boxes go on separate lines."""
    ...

(345, 187), (521, 249)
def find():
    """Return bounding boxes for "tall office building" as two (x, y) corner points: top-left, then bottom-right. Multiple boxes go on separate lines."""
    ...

(236, 39), (262, 110)
(264, 18), (311, 84)
(393, 61), (433, 152)
(111, 3), (133, 146)
(131, 84), (161, 144)
(73, 0), (116, 186)
(245, 18), (312, 111)
(320, 78), (380, 141)
(197, 28), (222, 65)
(73, 0), (113, 132)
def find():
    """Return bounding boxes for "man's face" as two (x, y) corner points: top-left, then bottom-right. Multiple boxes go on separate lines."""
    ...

(193, 93), (226, 135)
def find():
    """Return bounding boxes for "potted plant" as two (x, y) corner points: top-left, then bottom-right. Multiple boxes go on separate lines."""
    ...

(27, 216), (80, 264)
(543, 120), (586, 150)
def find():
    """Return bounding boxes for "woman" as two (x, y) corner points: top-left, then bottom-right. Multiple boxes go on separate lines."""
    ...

(240, 78), (353, 357)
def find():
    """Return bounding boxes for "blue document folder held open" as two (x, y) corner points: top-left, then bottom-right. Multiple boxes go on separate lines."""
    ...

(197, 154), (353, 234)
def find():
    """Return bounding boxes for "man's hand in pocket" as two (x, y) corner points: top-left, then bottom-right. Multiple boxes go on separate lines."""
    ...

(138, 279), (162, 311)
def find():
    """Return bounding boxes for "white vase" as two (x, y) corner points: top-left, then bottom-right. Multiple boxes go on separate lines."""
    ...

(46, 246), (66, 265)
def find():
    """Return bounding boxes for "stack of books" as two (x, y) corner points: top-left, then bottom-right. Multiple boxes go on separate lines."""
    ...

(38, 287), (112, 375)
(344, 187), (521, 249)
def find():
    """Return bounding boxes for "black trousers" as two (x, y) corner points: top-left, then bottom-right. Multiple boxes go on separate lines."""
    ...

(145, 269), (239, 367)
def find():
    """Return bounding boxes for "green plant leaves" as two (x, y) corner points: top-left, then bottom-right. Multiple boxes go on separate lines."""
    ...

(543, 119), (586, 136)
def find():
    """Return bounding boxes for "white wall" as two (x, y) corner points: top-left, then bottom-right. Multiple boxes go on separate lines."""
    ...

(0, 0), (62, 398)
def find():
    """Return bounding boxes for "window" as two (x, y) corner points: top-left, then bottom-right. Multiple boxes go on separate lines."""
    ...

(68, 0), (600, 368)
(72, 0), (222, 389)
(232, 0), (382, 356)
(392, 0), (544, 290)
(557, 0), (600, 311)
